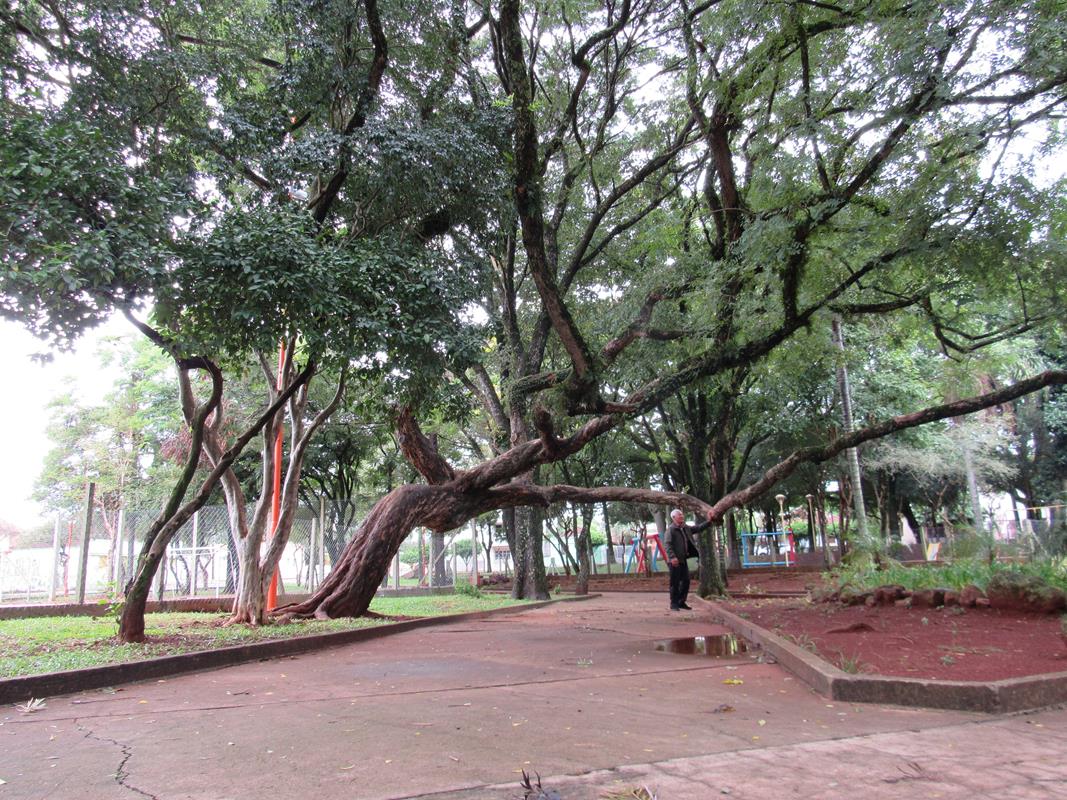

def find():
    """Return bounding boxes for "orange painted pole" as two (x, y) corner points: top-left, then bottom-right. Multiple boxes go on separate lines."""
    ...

(266, 341), (285, 611)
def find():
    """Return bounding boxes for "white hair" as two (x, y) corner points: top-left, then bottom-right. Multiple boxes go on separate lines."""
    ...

(670, 508), (684, 519)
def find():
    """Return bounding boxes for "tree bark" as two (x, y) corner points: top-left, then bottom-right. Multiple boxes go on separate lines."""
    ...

(602, 502), (616, 567)
(575, 503), (594, 595)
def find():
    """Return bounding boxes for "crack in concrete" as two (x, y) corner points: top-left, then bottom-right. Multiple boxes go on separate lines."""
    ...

(73, 716), (159, 800)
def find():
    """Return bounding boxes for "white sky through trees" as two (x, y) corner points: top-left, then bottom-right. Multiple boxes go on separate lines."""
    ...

(0, 318), (127, 530)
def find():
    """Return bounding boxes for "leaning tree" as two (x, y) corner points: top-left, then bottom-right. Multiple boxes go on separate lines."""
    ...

(0, 0), (500, 637)
(278, 0), (1067, 618)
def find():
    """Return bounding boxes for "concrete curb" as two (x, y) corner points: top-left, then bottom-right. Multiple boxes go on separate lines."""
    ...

(702, 598), (1067, 713)
(0, 594), (596, 705)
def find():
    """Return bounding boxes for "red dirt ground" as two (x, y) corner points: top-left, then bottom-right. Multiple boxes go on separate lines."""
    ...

(725, 597), (1067, 681)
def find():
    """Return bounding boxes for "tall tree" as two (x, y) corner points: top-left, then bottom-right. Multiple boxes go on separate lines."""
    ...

(0, 0), (497, 636)
(280, 0), (1067, 618)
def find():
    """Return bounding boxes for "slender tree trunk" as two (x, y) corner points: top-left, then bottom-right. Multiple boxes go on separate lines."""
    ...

(602, 502), (616, 568)
(575, 504), (593, 595)
(832, 316), (869, 540)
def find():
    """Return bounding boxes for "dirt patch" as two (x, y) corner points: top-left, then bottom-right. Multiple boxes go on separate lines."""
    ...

(725, 598), (1067, 681)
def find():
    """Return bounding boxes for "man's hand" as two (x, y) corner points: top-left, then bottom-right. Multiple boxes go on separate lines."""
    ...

(706, 509), (715, 522)
(670, 557), (680, 566)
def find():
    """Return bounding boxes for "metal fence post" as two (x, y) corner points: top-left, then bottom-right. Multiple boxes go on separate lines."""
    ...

(126, 513), (135, 588)
(49, 516), (61, 602)
(75, 482), (96, 605)
(113, 508), (125, 586)
(309, 517), (318, 589)
(156, 547), (166, 601)
(319, 495), (327, 584)
(191, 509), (199, 596)
(471, 519), (479, 587)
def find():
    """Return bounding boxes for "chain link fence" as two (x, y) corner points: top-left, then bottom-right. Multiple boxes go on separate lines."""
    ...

(1, 494), (477, 603)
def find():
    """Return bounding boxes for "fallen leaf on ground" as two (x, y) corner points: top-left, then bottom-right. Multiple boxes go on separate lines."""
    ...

(711, 704), (735, 713)
(722, 678), (743, 685)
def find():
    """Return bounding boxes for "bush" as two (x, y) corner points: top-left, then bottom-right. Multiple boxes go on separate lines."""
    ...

(829, 558), (1067, 595)
(453, 580), (483, 598)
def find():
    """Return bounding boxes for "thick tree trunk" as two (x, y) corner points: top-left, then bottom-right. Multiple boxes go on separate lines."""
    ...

(231, 535), (270, 624)
(431, 531), (448, 586)
(514, 505), (550, 599)
(575, 528), (590, 595)
(118, 548), (163, 642)
(726, 510), (741, 570)
(277, 484), (482, 618)
(695, 525), (726, 598)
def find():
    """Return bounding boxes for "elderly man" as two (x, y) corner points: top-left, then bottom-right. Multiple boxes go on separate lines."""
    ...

(665, 508), (713, 611)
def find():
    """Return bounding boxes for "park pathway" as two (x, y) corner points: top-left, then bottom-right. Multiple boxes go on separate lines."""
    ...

(1, 593), (1064, 799)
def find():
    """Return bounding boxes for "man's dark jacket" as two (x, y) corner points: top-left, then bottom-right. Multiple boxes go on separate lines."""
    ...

(665, 518), (709, 562)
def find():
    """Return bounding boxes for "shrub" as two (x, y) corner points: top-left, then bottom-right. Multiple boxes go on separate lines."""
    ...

(453, 580), (483, 598)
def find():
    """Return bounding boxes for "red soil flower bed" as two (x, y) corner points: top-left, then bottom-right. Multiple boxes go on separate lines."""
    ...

(725, 598), (1067, 682)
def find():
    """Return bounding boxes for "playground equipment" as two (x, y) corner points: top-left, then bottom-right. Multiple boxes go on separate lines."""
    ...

(740, 530), (796, 568)
(625, 533), (669, 573)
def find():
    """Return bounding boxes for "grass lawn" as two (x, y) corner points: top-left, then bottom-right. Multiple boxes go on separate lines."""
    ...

(0, 593), (527, 679)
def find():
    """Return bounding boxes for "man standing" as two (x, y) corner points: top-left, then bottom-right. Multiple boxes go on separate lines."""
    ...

(666, 508), (713, 611)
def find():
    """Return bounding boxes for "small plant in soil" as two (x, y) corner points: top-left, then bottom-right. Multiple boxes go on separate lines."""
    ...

(520, 770), (561, 800)
(838, 653), (864, 673)
(787, 633), (818, 653)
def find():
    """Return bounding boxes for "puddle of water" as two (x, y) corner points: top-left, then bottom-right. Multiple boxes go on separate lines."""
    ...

(652, 634), (751, 657)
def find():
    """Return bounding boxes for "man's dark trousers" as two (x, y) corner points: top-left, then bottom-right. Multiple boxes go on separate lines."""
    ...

(669, 559), (690, 608)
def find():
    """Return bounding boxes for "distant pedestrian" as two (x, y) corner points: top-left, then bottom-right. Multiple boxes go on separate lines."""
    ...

(666, 508), (712, 611)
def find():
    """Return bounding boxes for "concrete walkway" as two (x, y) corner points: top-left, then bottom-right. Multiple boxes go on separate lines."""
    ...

(1, 593), (1064, 799)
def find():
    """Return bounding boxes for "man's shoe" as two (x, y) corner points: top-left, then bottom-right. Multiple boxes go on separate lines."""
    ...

(678, 602), (693, 610)
(670, 605), (681, 611)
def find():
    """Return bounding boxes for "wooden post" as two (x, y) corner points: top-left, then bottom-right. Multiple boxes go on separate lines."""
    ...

(75, 482), (96, 605)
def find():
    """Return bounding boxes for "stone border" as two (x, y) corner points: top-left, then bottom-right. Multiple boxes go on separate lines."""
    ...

(0, 594), (595, 705)
(702, 598), (1067, 714)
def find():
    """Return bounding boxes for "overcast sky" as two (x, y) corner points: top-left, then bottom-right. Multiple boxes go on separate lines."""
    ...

(1, 318), (129, 530)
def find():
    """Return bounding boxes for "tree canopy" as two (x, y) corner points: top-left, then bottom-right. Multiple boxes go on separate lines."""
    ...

(3, 0), (1066, 618)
